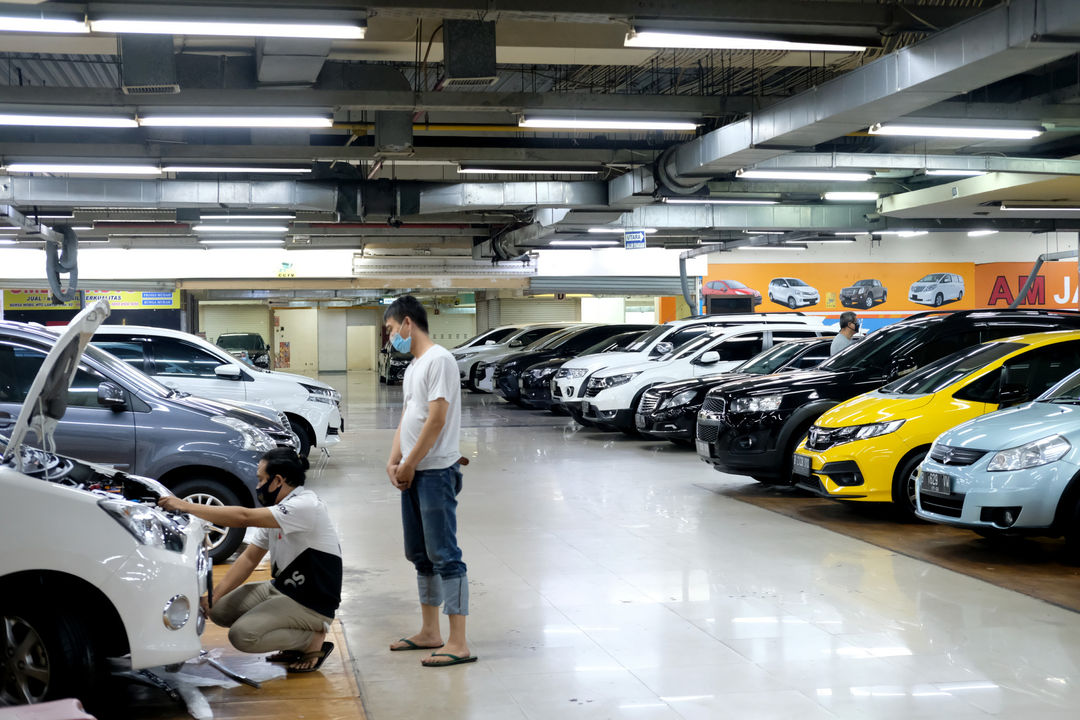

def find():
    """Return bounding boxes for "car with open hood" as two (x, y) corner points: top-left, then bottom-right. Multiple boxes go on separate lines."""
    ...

(0, 301), (209, 708)
(92, 325), (342, 458)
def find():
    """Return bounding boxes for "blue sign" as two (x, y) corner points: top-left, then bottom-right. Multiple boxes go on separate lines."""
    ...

(623, 230), (647, 250)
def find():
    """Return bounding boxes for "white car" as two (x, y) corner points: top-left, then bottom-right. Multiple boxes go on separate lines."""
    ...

(453, 325), (523, 353)
(578, 323), (834, 433)
(768, 277), (820, 308)
(909, 272), (965, 307)
(454, 322), (581, 390)
(472, 326), (589, 393)
(1, 301), (208, 706)
(552, 314), (819, 419)
(92, 326), (342, 457)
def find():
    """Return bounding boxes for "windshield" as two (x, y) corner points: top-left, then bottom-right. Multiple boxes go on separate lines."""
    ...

(83, 343), (176, 398)
(855, 280), (873, 287)
(587, 331), (646, 354)
(626, 324), (671, 352)
(217, 334), (264, 352)
(735, 341), (811, 375)
(725, 280), (747, 289)
(455, 327), (514, 349)
(789, 279), (808, 287)
(818, 322), (925, 373)
(669, 333), (723, 361)
(882, 342), (1021, 395)
(1040, 368), (1080, 402)
(918, 274), (946, 283)
(528, 328), (579, 351)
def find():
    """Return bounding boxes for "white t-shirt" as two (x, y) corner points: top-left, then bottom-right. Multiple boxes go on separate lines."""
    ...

(400, 343), (462, 471)
(250, 486), (343, 617)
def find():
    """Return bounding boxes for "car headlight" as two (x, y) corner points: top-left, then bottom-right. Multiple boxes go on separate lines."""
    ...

(987, 435), (1071, 472)
(556, 368), (589, 379)
(588, 372), (641, 390)
(211, 415), (276, 452)
(731, 394), (784, 413)
(659, 389), (701, 410)
(300, 382), (341, 405)
(99, 498), (186, 552)
(525, 367), (556, 381)
(455, 352), (480, 360)
(824, 420), (906, 446)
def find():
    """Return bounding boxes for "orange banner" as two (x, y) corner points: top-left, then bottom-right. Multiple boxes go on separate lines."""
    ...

(974, 261), (1079, 310)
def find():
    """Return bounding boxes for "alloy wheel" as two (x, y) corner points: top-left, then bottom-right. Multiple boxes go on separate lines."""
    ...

(184, 492), (228, 551)
(1, 615), (50, 705)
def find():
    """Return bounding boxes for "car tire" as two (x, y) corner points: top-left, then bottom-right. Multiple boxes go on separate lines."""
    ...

(288, 419), (313, 458)
(171, 479), (246, 563)
(934, 292), (944, 307)
(891, 451), (927, 519)
(882, 291), (888, 303)
(0, 599), (100, 707)
(863, 295), (873, 309)
(784, 295), (796, 309)
(958, 291), (964, 302)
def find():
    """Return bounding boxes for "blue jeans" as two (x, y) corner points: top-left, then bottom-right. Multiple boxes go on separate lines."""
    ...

(401, 464), (469, 616)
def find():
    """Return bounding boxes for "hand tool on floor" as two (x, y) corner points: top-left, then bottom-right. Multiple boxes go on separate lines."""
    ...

(199, 650), (262, 689)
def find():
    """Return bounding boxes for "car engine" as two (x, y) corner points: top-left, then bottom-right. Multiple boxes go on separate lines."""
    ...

(4, 444), (168, 505)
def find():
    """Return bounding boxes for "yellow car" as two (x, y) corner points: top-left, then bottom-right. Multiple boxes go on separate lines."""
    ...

(792, 330), (1080, 516)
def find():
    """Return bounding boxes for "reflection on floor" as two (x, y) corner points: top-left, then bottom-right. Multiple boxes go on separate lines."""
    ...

(317, 371), (1080, 720)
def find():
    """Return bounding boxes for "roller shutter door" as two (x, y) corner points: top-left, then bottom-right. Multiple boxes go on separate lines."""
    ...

(495, 298), (580, 324)
(530, 277), (687, 296)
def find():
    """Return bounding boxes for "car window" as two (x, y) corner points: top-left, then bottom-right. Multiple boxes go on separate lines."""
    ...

(771, 330), (823, 342)
(911, 329), (984, 368)
(512, 328), (558, 347)
(819, 322), (929, 373)
(93, 340), (149, 372)
(884, 342), (1022, 395)
(150, 338), (227, 378)
(726, 280), (748, 289)
(1000, 341), (1080, 400)
(954, 368), (1002, 403)
(791, 345), (831, 369)
(665, 326), (712, 351)
(735, 341), (810, 374)
(706, 332), (764, 362)
(217, 334), (264, 352)
(0, 342), (112, 408)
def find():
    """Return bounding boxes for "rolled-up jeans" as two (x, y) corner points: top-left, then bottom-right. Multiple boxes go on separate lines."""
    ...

(401, 463), (469, 616)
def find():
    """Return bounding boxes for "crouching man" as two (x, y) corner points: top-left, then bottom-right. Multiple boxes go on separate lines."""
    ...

(158, 448), (343, 674)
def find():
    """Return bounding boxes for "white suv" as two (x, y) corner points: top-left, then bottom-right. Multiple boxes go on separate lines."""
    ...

(93, 326), (342, 457)
(578, 323), (833, 433)
(454, 322), (581, 390)
(909, 272), (965, 307)
(1, 302), (207, 707)
(768, 278), (820, 308)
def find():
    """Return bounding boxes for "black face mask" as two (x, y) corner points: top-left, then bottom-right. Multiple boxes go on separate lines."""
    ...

(256, 478), (281, 507)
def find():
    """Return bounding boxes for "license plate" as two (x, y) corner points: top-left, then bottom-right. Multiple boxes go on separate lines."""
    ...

(635, 413), (646, 429)
(920, 471), (952, 497)
(696, 440), (709, 456)
(792, 452), (812, 477)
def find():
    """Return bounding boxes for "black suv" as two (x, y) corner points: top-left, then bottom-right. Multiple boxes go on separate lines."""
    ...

(696, 310), (1080, 485)
(492, 324), (654, 405)
(637, 337), (832, 445)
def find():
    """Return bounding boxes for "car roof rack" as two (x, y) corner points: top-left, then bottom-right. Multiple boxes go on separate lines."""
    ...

(903, 308), (1080, 322)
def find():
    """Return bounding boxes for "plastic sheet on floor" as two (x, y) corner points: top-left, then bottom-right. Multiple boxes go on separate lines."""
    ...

(148, 649), (287, 720)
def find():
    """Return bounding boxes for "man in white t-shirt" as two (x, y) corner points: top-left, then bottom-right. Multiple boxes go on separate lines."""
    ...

(159, 448), (343, 674)
(384, 295), (476, 667)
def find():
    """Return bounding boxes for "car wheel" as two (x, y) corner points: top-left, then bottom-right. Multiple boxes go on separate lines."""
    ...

(891, 451), (927, 519)
(288, 419), (313, 457)
(882, 291), (888, 303)
(0, 601), (99, 706)
(787, 295), (798, 309)
(171, 479), (245, 563)
(958, 291), (964, 301)
(863, 295), (873, 309)
(934, 292), (944, 307)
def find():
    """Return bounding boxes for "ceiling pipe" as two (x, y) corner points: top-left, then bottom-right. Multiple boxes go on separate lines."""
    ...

(678, 243), (724, 309)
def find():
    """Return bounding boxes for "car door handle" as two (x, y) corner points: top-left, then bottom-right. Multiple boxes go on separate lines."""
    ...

(0, 411), (12, 427)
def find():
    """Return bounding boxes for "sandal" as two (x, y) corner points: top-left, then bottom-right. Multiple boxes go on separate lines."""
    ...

(287, 641), (335, 674)
(390, 637), (444, 652)
(266, 650), (304, 663)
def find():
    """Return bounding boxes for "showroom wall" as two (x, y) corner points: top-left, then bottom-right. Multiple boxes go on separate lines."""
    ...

(428, 310), (476, 348)
(198, 302), (272, 344)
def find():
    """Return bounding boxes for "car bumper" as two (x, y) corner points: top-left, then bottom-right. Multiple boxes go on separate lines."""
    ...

(914, 457), (1078, 531)
(475, 367), (496, 393)
(909, 291), (938, 304)
(636, 409), (697, 439)
(386, 365), (408, 384)
(791, 445), (893, 503)
(493, 373), (521, 400)
(580, 401), (635, 430)
(695, 413), (788, 479)
(520, 381), (555, 408)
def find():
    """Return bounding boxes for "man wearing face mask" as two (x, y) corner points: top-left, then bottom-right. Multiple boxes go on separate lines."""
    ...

(383, 295), (476, 667)
(158, 448), (343, 674)
(831, 310), (860, 355)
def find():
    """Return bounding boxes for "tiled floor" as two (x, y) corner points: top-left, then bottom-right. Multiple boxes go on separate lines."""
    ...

(311, 371), (1080, 720)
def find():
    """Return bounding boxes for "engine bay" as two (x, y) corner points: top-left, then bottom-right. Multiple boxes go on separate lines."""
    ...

(3, 443), (167, 504)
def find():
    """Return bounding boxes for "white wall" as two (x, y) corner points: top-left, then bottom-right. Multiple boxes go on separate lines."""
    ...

(273, 307), (319, 377)
(198, 303), (271, 344)
(581, 297), (626, 323)
(428, 310), (476, 348)
(317, 309), (348, 373)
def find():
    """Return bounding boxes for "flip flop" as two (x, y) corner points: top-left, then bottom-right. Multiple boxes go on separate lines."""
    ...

(422, 652), (478, 667)
(286, 641), (335, 674)
(266, 650), (304, 663)
(390, 638), (445, 652)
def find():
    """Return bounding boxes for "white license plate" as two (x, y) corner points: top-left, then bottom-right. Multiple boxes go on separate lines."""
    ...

(792, 452), (812, 477)
(696, 440), (709, 456)
(921, 471), (952, 497)
(635, 413), (646, 429)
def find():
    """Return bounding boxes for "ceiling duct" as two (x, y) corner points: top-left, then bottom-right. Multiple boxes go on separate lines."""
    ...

(418, 181), (606, 214)
(657, 0), (1080, 190)
(120, 35), (180, 95)
(441, 20), (498, 89)
(256, 38), (332, 87)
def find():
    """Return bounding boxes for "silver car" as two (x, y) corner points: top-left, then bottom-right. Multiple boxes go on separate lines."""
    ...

(916, 366), (1080, 552)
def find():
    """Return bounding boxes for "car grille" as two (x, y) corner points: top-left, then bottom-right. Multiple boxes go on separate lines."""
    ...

(920, 493), (965, 518)
(584, 384), (601, 398)
(701, 396), (726, 414)
(806, 426), (839, 451)
(268, 428), (298, 449)
(639, 391), (661, 415)
(697, 423), (719, 443)
(929, 445), (987, 466)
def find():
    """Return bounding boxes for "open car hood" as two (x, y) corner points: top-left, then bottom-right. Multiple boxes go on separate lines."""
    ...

(0, 300), (111, 464)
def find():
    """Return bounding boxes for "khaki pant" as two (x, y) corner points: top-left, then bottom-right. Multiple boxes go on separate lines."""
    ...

(210, 581), (332, 653)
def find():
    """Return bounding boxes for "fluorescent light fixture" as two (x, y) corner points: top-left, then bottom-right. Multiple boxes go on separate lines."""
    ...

(76, 238), (109, 244)
(199, 239), (287, 246)
(869, 123), (1044, 140)
(587, 227), (658, 234)
(140, 116), (332, 128)
(4, 163), (161, 175)
(736, 169), (873, 182)
(201, 214), (297, 221)
(1000, 203), (1080, 212)
(29, 213), (75, 220)
(549, 239), (621, 247)
(90, 19), (365, 40)
(834, 231), (870, 236)
(0, 239), (17, 245)
(925, 169), (987, 177)
(0, 229), (19, 234)
(519, 117), (699, 132)
(457, 166), (601, 175)
(661, 197), (779, 205)
(163, 165), (313, 174)
(0, 16), (89, 34)
(823, 191), (880, 202)
(69, 226), (93, 231)
(742, 230), (784, 235)
(967, 229), (999, 237)
(624, 30), (865, 53)
(800, 237), (857, 243)
(193, 225), (288, 233)
(736, 244), (806, 251)
(0, 113), (137, 128)
(875, 230), (929, 237)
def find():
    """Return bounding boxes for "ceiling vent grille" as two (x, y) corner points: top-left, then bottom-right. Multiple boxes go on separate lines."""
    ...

(120, 35), (180, 95)
(441, 20), (498, 89)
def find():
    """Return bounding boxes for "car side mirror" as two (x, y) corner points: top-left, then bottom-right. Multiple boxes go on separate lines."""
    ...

(97, 381), (126, 408)
(697, 351), (721, 365)
(888, 357), (917, 380)
(215, 364), (243, 380)
(485, 340), (496, 345)
(652, 342), (675, 356)
(998, 383), (1030, 406)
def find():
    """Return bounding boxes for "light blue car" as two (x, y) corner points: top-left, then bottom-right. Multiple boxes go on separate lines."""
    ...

(916, 367), (1080, 550)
